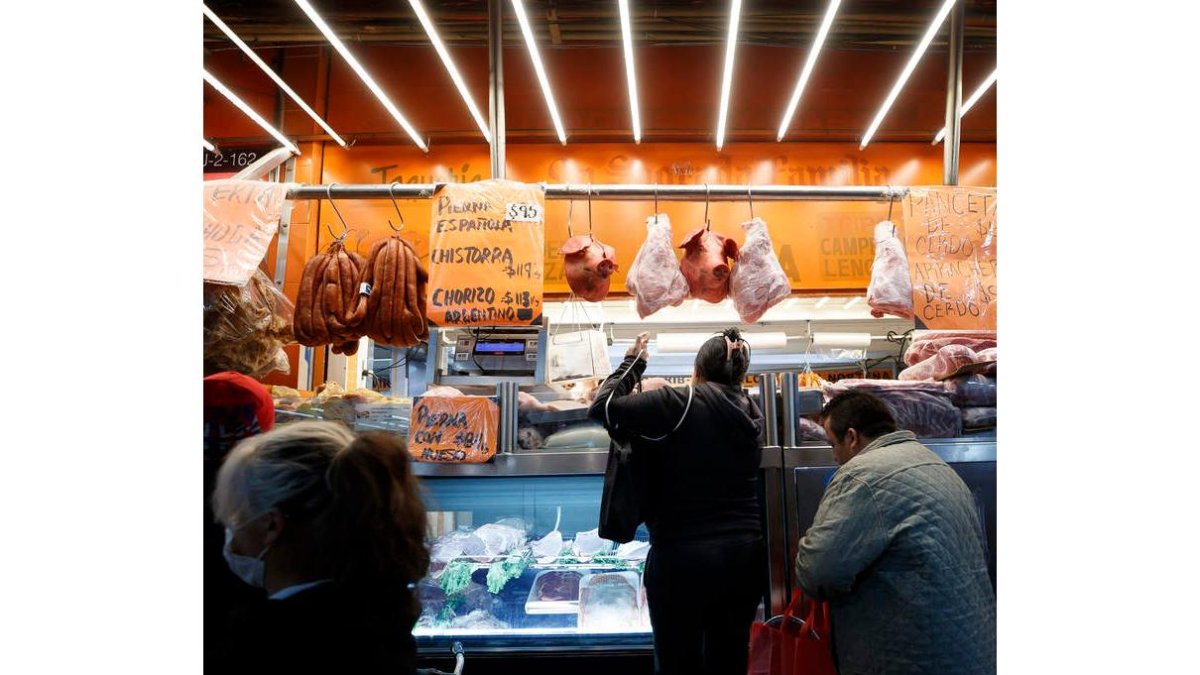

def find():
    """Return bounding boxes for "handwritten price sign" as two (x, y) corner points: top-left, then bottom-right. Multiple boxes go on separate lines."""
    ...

(203, 179), (291, 286)
(407, 396), (500, 464)
(505, 202), (543, 223)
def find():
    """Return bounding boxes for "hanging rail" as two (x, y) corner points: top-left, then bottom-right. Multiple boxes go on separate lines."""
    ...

(284, 183), (909, 202)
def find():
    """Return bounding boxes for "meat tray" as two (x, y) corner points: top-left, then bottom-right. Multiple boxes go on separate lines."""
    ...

(524, 570), (584, 615)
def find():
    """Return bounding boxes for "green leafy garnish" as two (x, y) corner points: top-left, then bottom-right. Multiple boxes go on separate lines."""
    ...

(440, 560), (474, 597)
(486, 552), (531, 594)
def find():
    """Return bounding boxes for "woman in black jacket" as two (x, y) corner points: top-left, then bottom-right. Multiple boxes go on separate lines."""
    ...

(207, 421), (429, 674)
(588, 328), (767, 675)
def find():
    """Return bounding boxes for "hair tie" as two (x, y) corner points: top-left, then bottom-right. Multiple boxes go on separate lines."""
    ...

(724, 336), (745, 360)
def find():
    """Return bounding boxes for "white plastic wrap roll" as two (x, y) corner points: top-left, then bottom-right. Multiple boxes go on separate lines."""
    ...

(656, 331), (787, 353)
(811, 332), (872, 350)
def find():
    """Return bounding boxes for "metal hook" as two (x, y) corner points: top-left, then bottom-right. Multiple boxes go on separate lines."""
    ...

(587, 183), (594, 241)
(653, 183), (659, 215)
(387, 182), (405, 232)
(886, 186), (897, 236)
(325, 183), (349, 240)
(748, 185), (755, 220)
(566, 185), (575, 238)
(704, 183), (711, 230)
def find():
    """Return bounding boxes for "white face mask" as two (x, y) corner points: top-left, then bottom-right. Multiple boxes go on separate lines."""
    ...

(223, 527), (270, 588)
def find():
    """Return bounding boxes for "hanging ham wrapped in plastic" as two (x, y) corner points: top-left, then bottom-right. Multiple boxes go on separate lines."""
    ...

(626, 214), (689, 318)
(678, 225), (739, 303)
(899, 343), (979, 381)
(561, 236), (619, 302)
(730, 218), (790, 323)
(867, 220), (914, 320)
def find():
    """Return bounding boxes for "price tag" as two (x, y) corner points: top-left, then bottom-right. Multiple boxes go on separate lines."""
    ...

(506, 202), (543, 223)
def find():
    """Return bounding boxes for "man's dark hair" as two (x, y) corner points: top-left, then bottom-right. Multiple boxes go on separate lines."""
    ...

(694, 327), (751, 386)
(821, 390), (897, 442)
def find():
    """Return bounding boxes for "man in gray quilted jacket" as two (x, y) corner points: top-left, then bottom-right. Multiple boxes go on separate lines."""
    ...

(794, 390), (996, 675)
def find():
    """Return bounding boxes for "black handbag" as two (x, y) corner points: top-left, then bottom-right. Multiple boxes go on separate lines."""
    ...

(597, 363), (693, 543)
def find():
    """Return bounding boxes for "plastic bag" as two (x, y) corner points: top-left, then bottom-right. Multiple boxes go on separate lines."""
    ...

(547, 329), (612, 385)
(904, 332), (997, 366)
(899, 344), (978, 381)
(408, 395), (500, 463)
(731, 217), (791, 323)
(945, 374), (997, 407)
(626, 214), (689, 318)
(203, 269), (294, 379)
(867, 220), (914, 320)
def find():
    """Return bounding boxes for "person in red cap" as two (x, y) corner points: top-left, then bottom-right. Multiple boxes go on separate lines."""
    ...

(204, 371), (276, 645)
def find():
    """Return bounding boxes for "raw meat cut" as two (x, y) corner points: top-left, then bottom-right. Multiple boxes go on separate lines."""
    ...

(530, 529), (563, 558)
(945, 375), (997, 407)
(572, 528), (615, 557)
(730, 218), (791, 323)
(517, 426), (545, 450)
(976, 347), (997, 362)
(867, 220), (914, 319)
(561, 235), (619, 301)
(678, 226), (739, 303)
(517, 390), (551, 412)
(904, 335), (997, 366)
(878, 390), (962, 437)
(615, 541), (651, 561)
(626, 214), (689, 318)
(961, 407), (997, 429)
(578, 572), (641, 631)
(424, 385), (465, 397)
(899, 344), (979, 381)
(530, 571), (582, 602)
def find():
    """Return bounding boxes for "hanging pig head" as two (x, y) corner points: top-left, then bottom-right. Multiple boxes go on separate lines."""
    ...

(678, 227), (739, 303)
(561, 235), (619, 302)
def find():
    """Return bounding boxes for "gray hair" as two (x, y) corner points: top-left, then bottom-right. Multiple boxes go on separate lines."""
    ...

(213, 420), (356, 529)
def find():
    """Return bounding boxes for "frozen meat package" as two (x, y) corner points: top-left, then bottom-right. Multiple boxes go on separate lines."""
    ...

(578, 571), (642, 631)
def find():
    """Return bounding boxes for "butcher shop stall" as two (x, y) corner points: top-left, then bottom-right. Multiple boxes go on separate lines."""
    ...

(202, 1), (996, 672)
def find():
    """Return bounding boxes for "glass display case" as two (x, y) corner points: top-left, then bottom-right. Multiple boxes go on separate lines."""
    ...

(412, 455), (656, 654)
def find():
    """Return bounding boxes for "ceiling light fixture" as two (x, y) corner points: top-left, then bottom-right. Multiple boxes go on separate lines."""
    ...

(860, 0), (957, 149)
(715, 0), (743, 151)
(933, 68), (997, 144)
(293, 0), (427, 151)
(408, 0), (491, 143)
(203, 139), (215, 152)
(203, 69), (300, 155)
(776, 0), (842, 141)
(511, 0), (568, 145)
(204, 4), (348, 147)
(618, 0), (642, 143)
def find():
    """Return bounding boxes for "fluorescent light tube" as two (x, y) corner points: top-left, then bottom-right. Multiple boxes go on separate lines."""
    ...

(860, 0), (957, 149)
(618, 0), (642, 143)
(204, 4), (348, 147)
(933, 69), (997, 144)
(203, 139), (215, 152)
(512, 0), (568, 145)
(777, 0), (842, 141)
(293, 0), (427, 151)
(203, 69), (300, 155)
(843, 296), (862, 308)
(715, 0), (743, 150)
(814, 296), (830, 309)
(408, 0), (491, 143)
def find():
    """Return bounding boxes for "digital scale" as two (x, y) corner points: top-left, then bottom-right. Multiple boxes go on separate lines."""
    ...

(429, 326), (548, 386)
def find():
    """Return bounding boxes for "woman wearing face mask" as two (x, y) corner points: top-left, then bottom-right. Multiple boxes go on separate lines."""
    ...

(208, 420), (429, 673)
(587, 328), (767, 675)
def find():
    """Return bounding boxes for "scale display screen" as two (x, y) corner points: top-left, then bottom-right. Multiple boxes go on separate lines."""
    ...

(473, 340), (526, 356)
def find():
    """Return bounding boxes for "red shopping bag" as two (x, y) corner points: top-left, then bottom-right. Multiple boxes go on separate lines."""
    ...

(747, 590), (837, 675)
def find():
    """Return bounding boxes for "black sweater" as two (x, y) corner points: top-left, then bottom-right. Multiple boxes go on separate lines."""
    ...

(588, 356), (765, 547)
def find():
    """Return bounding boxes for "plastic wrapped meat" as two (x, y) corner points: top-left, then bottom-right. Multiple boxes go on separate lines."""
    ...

(561, 236), (619, 302)
(542, 424), (611, 449)
(798, 417), (828, 443)
(879, 390), (962, 438)
(945, 375), (997, 407)
(976, 347), (997, 362)
(578, 572), (641, 631)
(822, 379), (948, 398)
(472, 522), (528, 558)
(573, 528), (615, 557)
(615, 540), (651, 561)
(626, 214), (689, 318)
(430, 529), (486, 562)
(962, 407), (997, 430)
(904, 335), (997, 366)
(530, 529), (564, 558)
(899, 344), (979, 381)
(517, 390), (551, 412)
(423, 385), (465, 397)
(730, 218), (790, 323)
(530, 571), (582, 602)
(867, 220), (914, 319)
(678, 226), (739, 303)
